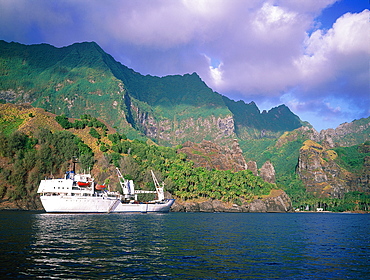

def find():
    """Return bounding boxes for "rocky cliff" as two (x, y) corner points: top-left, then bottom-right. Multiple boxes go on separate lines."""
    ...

(319, 118), (370, 147)
(297, 140), (370, 198)
(178, 139), (245, 171)
(134, 108), (236, 146)
(178, 139), (276, 185)
(276, 117), (370, 149)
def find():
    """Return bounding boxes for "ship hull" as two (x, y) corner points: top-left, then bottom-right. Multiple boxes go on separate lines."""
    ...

(114, 199), (175, 213)
(40, 196), (175, 213)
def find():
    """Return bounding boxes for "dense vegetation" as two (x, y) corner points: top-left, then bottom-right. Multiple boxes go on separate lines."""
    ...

(56, 114), (108, 131)
(0, 123), (276, 207)
(97, 131), (277, 204)
(0, 129), (93, 203)
(0, 109), (368, 212)
(240, 136), (305, 180)
(333, 141), (370, 172)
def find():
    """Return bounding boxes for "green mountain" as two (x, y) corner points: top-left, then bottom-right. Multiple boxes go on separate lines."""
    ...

(1, 40), (369, 212)
(0, 40), (303, 145)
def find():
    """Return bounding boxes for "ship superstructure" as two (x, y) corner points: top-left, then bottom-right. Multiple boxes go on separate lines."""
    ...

(37, 166), (174, 213)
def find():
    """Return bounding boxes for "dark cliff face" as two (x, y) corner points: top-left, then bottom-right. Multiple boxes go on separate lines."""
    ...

(297, 140), (370, 198)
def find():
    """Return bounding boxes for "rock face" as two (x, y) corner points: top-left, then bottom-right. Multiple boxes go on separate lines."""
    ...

(260, 161), (276, 184)
(276, 118), (370, 149)
(297, 140), (370, 198)
(178, 139), (247, 172)
(178, 140), (277, 184)
(248, 190), (292, 212)
(319, 120), (370, 147)
(246, 161), (258, 176)
(171, 190), (292, 212)
(134, 105), (236, 146)
(245, 160), (276, 184)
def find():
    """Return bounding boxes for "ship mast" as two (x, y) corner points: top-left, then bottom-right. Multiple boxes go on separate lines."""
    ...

(151, 170), (165, 201)
(115, 168), (165, 202)
(72, 156), (79, 173)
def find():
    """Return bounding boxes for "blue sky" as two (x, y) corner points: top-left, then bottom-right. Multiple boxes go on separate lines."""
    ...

(0, 0), (368, 131)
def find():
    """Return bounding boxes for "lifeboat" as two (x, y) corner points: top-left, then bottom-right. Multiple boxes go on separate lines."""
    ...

(77, 181), (90, 187)
(95, 184), (106, 191)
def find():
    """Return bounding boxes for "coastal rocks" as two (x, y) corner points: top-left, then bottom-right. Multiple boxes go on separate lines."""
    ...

(248, 190), (292, 212)
(0, 196), (43, 211)
(171, 190), (292, 213)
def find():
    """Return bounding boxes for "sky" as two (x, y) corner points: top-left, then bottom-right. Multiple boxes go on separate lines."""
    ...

(0, 0), (369, 131)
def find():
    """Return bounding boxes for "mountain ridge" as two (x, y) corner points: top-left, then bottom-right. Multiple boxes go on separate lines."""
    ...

(0, 39), (304, 145)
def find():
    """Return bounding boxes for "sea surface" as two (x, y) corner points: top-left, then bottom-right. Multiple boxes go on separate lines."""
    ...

(0, 211), (369, 279)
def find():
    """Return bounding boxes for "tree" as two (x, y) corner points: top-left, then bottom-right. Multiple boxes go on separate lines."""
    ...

(8, 131), (28, 156)
(55, 114), (72, 129)
(89, 127), (101, 139)
(119, 156), (142, 180)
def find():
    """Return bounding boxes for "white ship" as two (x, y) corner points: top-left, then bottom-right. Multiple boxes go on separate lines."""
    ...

(37, 167), (175, 213)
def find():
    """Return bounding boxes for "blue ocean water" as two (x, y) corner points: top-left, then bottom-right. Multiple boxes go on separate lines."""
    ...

(0, 211), (369, 279)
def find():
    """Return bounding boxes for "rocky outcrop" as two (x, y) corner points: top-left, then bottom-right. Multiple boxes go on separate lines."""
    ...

(260, 161), (276, 184)
(275, 126), (320, 148)
(297, 140), (345, 197)
(245, 160), (276, 184)
(276, 117), (370, 149)
(178, 140), (277, 184)
(248, 190), (292, 212)
(171, 190), (292, 212)
(297, 140), (370, 198)
(246, 161), (258, 176)
(133, 105), (236, 145)
(178, 139), (247, 171)
(319, 119), (370, 147)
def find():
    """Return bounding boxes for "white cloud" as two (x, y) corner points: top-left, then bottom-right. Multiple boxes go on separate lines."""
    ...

(294, 9), (370, 96)
(253, 2), (297, 30)
(209, 63), (224, 87)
